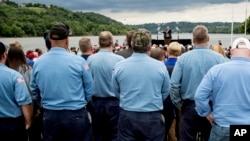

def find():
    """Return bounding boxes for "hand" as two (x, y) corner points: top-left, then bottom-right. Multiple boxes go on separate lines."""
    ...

(206, 113), (214, 126)
(25, 121), (32, 130)
(34, 109), (41, 117)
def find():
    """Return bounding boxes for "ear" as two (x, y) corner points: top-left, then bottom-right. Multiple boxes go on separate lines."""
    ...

(111, 41), (114, 48)
(66, 37), (69, 47)
(192, 38), (195, 44)
(147, 44), (152, 51)
(207, 36), (210, 42)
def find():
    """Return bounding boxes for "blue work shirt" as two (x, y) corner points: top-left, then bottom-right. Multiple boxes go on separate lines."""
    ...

(0, 64), (32, 117)
(112, 53), (170, 112)
(195, 57), (250, 127)
(30, 47), (94, 110)
(87, 49), (124, 97)
(170, 47), (225, 108)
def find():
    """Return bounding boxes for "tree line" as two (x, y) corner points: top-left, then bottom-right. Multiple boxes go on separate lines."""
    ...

(0, 0), (135, 37)
(1, 0), (250, 37)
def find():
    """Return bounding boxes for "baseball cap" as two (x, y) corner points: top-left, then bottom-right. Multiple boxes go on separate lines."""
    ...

(49, 23), (70, 40)
(231, 37), (250, 50)
(132, 28), (151, 48)
(0, 42), (8, 55)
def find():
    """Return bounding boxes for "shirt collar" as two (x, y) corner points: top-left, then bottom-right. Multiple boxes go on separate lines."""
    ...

(194, 46), (210, 49)
(231, 57), (250, 62)
(50, 47), (68, 52)
(99, 49), (112, 52)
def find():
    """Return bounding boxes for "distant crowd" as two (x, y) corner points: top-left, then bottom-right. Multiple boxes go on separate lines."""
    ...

(1, 23), (250, 141)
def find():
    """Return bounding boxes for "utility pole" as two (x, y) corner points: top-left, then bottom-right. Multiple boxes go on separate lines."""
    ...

(245, 0), (248, 36)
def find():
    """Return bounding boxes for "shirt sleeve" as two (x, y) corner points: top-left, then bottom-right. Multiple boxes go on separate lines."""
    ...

(111, 66), (120, 99)
(194, 71), (213, 117)
(170, 60), (183, 108)
(14, 73), (32, 106)
(82, 62), (94, 102)
(30, 70), (41, 106)
(161, 67), (170, 101)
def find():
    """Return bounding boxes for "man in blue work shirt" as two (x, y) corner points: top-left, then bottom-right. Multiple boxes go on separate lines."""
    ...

(87, 31), (124, 141)
(0, 42), (33, 141)
(112, 29), (170, 141)
(170, 25), (225, 141)
(30, 23), (94, 141)
(195, 37), (250, 141)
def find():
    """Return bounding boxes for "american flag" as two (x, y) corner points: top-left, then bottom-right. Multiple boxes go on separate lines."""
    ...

(84, 63), (89, 70)
(17, 77), (25, 84)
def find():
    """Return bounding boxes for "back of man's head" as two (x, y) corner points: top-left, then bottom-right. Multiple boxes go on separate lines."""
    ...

(0, 42), (7, 60)
(99, 31), (113, 48)
(192, 25), (209, 45)
(150, 47), (165, 62)
(131, 29), (151, 53)
(50, 23), (70, 41)
(79, 37), (92, 53)
(168, 42), (182, 57)
(230, 37), (250, 58)
(126, 30), (135, 48)
(43, 33), (51, 50)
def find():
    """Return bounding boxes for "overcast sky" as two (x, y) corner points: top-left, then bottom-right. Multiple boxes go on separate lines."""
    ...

(11, 0), (250, 24)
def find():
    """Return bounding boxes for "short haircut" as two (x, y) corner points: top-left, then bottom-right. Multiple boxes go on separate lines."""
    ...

(168, 42), (182, 56)
(99, 31), (113, 48)
(79, 37), (92, 53)
(0, 42), (7, 59)
(43, 33), (51, 50)
(192, 25), (209, 44)
(131, 29), (151, 53)
(150, 47), (165, 61)
(126, 30), (135, 48)
(50, 23), (70, 40)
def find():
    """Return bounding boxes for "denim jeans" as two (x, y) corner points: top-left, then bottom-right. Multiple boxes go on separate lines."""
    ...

(0, 116), (27, 141)
(43, 107), (92, 141)
(118, 109), (165, 141)
(208, 124), (229, 141)
(181, 100), (211, 141)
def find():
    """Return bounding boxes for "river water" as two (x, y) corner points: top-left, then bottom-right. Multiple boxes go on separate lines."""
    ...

(0, 33), (249, 53)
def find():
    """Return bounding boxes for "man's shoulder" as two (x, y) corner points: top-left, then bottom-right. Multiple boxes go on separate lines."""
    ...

(115, 48), (133, 58)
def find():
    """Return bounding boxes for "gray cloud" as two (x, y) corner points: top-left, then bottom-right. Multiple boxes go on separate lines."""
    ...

(11, 0), (246, 13)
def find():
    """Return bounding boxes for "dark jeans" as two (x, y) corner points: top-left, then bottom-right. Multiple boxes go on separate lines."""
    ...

(162, 96), (176, 135)
(118, 109), (165, 141)
(28, 111), (43, 141)
(90, 96), (119, 141)
(43, 107), (92, 141)
(181, 100), (211, 141)
(0, 116), (28, 141)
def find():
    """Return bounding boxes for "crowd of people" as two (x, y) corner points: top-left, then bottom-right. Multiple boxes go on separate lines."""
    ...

(0, 23), (250, 141)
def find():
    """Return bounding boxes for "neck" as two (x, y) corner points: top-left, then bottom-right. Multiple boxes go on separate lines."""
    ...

(231, 49), (250, 59)
(82, 50), (92, 55)
(168, 55), (178, 58)
(195, 43), (208, 47)
(101, 46), (113, 51)
(51, 38), (68, 50)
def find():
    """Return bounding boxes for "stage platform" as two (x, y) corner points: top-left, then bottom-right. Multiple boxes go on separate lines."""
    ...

(152, 39), (192, 46)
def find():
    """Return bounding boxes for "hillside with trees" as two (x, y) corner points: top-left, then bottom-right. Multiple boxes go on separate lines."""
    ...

(0, 0), (135, 37)
(0, 0), (249, 37)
